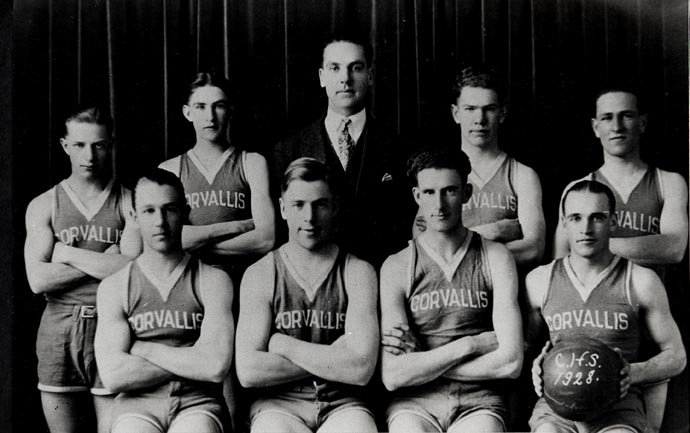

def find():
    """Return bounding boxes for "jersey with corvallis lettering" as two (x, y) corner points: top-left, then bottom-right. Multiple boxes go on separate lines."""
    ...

(179, 148), (252, 226)
(542, 256), (640, 362)
(272, 247), (348, 346)
(407, 231), (494, 351)
(462, 154), (518, 229)
(50, 179), (126, 304)
(125, 255), (204, 348)
(590, 168), (662, 238)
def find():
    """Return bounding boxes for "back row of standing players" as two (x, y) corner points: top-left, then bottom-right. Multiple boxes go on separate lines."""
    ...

(24, 33), (688, 433)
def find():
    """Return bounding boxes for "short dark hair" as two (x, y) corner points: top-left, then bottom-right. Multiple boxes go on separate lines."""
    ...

(561, 180), (616, 215)
(321, 32), (374, 67)
(452, 66), (504, 103)
(64, 104), (113, 136)
(407, 147), (472, 186)
(187, 71), (232, 104)
(281, 157), (338, 197)
(593, 84), (647, 114)
(133, 168), (187, 210)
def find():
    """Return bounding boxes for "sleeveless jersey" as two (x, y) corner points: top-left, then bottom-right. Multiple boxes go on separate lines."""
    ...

(462, 154), (518, 229)
(50, 179), (126, 304)
(541, 256), (640, 362)
(590, 168), (662, 238)
(125, 255), (204, 348)
(272, 248), (348, 346)
(407, 232), (494, 351)
(179, 149), (252, 226)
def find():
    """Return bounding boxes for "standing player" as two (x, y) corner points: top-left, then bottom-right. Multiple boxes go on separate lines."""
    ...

(528, 180), (686, 433)
(414, 66), (545, 268)
(273, 33), (411, 268)
(159, 71), (275, 284)
(236, 158), (379, 433)
(552, 87), (689, 431)
(95, 169), (234, 433)
(381, 148), (523, 432)
(24, 105), (140, 433)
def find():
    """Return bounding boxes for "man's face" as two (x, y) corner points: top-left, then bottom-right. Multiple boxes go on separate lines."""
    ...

(280, 179), (337, 251)
(134, 181), (188, 254)
(183, 85), (230, 143)
(61, 122), (111, 179)
(413, 168), (471, 233)
(319, 41), (373, 116)
(592, 91), (647, 158)
(451, 86), (504, 148)
(562, 190), (616, 259)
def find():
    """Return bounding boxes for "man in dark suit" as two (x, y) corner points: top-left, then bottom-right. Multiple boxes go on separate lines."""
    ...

(273, 33), (411, 268)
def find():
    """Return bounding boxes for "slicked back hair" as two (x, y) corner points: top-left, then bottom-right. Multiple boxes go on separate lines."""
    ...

(561, 179), (616, 216)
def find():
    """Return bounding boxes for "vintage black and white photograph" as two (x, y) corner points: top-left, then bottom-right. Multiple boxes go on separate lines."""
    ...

(1, 1), (688, 432)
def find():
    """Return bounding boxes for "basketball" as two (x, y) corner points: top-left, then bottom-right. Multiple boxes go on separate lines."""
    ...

(542, 336), (622, 421)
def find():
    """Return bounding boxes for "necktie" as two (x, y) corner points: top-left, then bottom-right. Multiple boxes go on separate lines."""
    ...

(336, 118), (354, 170)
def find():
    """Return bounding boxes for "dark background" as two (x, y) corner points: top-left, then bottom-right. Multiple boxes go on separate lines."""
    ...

(3, 1), (688, 432)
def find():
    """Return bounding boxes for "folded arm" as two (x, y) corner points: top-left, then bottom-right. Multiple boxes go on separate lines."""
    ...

(132, 266), (235, 383)
(503, 164), (545, 266)
(95, 272), (172, 393)
(269, 258), (379, 386)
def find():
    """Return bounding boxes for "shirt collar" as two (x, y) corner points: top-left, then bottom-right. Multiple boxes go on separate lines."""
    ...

(324, 107), (367, 143)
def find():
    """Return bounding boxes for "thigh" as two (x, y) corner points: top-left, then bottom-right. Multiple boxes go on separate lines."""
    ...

(111, 415), (164, 433)
(318, 407), (377, 433)
(170, 412), (223, 433)
(41, 391), (95, 433)
(93, 394), (115, 433)
(388, 411), (442, 433)
(251, 411), (312, 433)
(449, 410), (505, 433)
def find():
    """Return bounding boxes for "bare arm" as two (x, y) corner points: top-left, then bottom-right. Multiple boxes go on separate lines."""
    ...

(268, 257), (379, 386)
(610, 172), (688, 265)
(503, 164), (545, 266)
(131, 265), (235, 383)
(205, 153), (276, 256)
(95, 269), (172, 393)
(379, 249), (486, 391)
(443, 241), (524, 380)
(118, 188), (142, 258)
(51, 242), (132, 280)
(628, 265), (686, 385)
(235, 255), (311, 388)
(24, 191), (91, 294)
(524, 264), (553, 396)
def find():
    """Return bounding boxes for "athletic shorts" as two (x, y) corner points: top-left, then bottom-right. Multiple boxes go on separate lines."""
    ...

(249, 380), (373, 431)
(528, 391), (648, 433)
(36, 301), (110, 395)
(111, 380), (229, 433)
(386, 378), (508, 432)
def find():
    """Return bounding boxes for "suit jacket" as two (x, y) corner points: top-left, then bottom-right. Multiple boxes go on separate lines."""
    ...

(272, 113), (413, 268)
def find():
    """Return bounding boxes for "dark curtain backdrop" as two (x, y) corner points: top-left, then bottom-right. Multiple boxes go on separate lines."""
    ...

(7, 1), (689, 432)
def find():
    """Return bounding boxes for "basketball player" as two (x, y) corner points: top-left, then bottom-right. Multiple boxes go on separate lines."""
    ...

(552, 88), (688, 431)
(235, 157), (379, 433)
(95, 169), (234, 433)
(414, 67), (545, 268)
(528, 180), (686, 433)
(24, 105), (140, 433)
(159, 71), (275, 280)
(380, 147), (523, 433)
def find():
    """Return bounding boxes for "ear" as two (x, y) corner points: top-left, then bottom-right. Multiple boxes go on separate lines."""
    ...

(318, 68), (326, 88)
(499, 105), (508, 124)
(450, 103), (461, 124)
(609, 212), (617, 233)
(367, 66), (374, 86)
(461, 183), (473, 204)
(639, 113), (648, 134)
(182, 105), (193, 122)
(591, 117), (601, 138)
(412, 186), (422, 205)
(279, 197), (287, 220)
(60, 137), (70, 154)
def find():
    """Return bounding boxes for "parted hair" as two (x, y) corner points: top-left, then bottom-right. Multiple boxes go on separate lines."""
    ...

(281, 157), (338, 197)
(133, 168), (187, 210)
(561, 179), (617, 215)
(407, 147), (472, 186)
(64, 104), (113, 136)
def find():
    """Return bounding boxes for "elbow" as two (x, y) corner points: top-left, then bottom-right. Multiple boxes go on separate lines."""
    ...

(668, 247), (685, 264)
(27, 275), (51, 295)
(100, 370), (127, 394)
(256, 231), (275, 254)
(672, 351), (687, 378)
(348, 356), (376, 387)
(498, 353), (523, 380)
(203, 349), (233, 383)
(236, 358), (263, 388)
(381, 363), (406, 391)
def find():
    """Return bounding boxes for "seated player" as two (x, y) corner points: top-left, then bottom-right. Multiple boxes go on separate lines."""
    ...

(24, 105), (140, 433)
(95, 169), (234, 433)
(528, 180), (686, 433)
(235, 157), (379, 433)
(381, 147), (523, 433)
